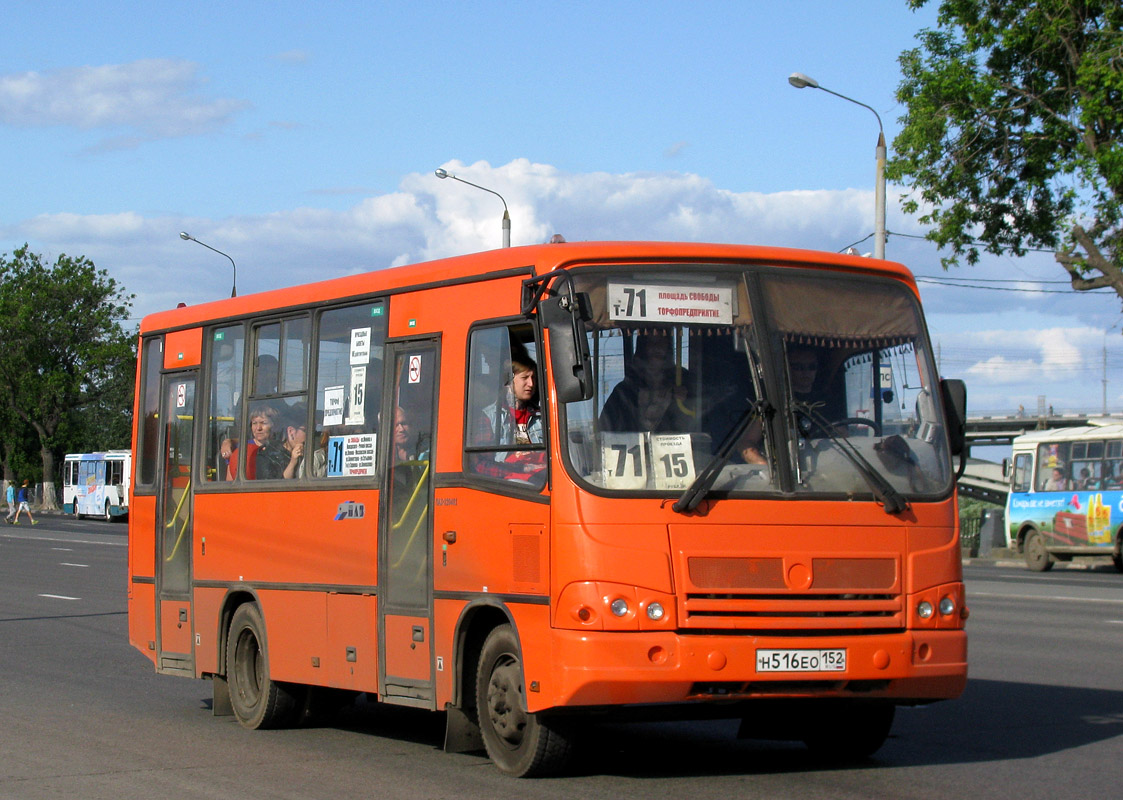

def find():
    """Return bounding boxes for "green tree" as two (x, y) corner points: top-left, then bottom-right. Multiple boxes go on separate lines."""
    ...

(0, 246), (135, 510)
(888, 1), (1123, 296)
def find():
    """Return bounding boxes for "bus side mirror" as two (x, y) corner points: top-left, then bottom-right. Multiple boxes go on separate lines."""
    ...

(540, 292), (593, 404)
(940, 378), (967, 456)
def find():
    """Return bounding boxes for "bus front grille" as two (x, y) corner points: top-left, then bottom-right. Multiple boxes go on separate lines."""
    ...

(681, 592), (904, 630)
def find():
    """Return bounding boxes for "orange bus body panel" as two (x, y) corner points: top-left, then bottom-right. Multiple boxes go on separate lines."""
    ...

(163, 327), (202, 369)
(127, 241), (964, 752)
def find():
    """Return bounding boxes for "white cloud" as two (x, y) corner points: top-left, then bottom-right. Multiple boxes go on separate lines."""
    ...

(0, 60), (248, 144)
(8, 158), (882, 318)
(4, 157), (1119, 418)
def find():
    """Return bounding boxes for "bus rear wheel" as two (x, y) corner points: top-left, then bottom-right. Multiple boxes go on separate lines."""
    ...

(226, 603), (300, 729)
(476, 625), (572, 777)
(1024, 530), (1054, 572)
(103, 501), (112, 522)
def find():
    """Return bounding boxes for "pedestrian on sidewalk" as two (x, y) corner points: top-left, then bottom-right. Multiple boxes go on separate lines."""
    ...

(4, 482), (14, 524)
(13, 480), (37, 526)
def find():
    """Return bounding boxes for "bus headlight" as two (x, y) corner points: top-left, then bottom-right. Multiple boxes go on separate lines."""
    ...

(938, 596), (956, 616)
(555, 582), (677, 630)
(917, 601), (934, 620)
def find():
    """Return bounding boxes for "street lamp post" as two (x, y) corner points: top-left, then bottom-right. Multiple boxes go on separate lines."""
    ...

(788, 72), (886, 260)
(180, 231), (238, 297)
(434, 168), (510, 248)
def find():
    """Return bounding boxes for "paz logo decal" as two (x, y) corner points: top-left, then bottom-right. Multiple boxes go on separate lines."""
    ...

(335, 501), (365, 520)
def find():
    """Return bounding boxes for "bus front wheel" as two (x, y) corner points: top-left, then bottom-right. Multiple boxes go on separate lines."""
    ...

(803, 701), (895, 761)
(1024, 531), (1054, 572)
(225, 603), (300, 730)
(476, 625), (572, 777)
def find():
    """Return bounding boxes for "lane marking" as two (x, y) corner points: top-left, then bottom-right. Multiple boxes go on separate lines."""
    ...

(60, 563), (89, 568)
(39, 594), (81, 600)
(1, 532), (126, 547)
(970, 591), (1123, 605)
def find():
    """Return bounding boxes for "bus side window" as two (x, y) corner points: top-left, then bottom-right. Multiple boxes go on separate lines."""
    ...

(464, 323), (546, 487)
(136, 336), (163, 489)
(245, 318), (310, 481)
(1012, 453), (1032, 493)
(204, 325), (245, 483)
(1035, 442), (1070, 491)
(312, 301), (387, 479)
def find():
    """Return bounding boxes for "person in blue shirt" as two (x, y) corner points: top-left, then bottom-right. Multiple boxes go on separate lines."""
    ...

(13, 480), (37, 526)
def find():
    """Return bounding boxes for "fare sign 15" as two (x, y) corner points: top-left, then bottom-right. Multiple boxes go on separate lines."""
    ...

(608, 283), (733, 325)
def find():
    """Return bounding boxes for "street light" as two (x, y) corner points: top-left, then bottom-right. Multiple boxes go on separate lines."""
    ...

(180, 231), (237, 297)
(788, 72), (887, 259)
(434, 167), (511, 248)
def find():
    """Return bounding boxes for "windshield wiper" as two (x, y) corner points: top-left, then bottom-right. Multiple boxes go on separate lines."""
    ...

(673, 399), (773, 514)
(794, 403), (909, 515)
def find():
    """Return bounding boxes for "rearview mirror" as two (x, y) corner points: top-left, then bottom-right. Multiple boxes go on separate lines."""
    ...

(940, 378), (967, 456)
(540, 293), (593, 404)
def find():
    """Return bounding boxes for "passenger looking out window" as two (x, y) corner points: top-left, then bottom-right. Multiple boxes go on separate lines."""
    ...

(467, 327), (546, 487)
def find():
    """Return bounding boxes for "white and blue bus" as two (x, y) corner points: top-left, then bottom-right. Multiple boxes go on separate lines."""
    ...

(62, 450), (131, 521)
(1006, 423), (1123, 572)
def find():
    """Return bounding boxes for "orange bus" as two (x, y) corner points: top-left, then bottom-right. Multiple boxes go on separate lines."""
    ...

(128, 241), (968, 776)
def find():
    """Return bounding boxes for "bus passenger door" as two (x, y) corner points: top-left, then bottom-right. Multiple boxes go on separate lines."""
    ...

(379, 340), (439, 706)
(156, 373), (197, 675)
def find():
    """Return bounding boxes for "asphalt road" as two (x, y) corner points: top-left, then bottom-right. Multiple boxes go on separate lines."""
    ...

(2, 515), (1122, 799)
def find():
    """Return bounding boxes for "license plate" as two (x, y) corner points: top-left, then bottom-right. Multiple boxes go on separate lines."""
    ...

(756, 648), (847, 673)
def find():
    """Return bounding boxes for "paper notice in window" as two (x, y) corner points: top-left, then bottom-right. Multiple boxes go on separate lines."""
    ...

(324, 385), (345, 427)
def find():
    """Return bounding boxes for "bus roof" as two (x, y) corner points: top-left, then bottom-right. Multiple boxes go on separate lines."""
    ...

(65, 450), (132, 460)
(1012, 422), (1123, 446)
(139, 241), (918, 334)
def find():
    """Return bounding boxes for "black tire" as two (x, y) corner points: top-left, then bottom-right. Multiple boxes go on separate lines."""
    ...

(803, 701), (895, 761)
(1024, 530), (1054, 572)
(476, 625), (572, 777)
(226, 603), (300, 729)
(103, 501), (112, 522)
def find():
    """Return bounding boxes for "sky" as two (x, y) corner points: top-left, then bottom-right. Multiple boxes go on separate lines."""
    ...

(2, 0), (1121, 419)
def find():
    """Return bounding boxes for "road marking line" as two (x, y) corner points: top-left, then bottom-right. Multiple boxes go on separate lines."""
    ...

(970, 591), (1123, 605)
(52, 547), (73, 551)
(60, 563), (89, 568)
(39, 594), (80, 600)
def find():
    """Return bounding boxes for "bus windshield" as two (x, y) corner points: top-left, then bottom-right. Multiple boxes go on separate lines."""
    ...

(560, 264), (952, 501)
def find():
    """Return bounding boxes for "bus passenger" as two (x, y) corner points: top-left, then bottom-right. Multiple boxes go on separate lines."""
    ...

(228, 404), (281, 481)
(218, 355), (280, 478)
(1044, 467), (1067, 491)
(472, 349), (545, 482)
(393, 407), (429, 462)
(268, 412), (306, 480)
(600, 334), (693, 433)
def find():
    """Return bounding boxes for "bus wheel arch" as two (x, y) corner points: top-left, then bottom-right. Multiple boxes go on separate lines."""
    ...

(1113, 528), (1123, 572)
(446, 602), (514, 743)
(475, 623), (573, 777)
(223, 596), (300, 729)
